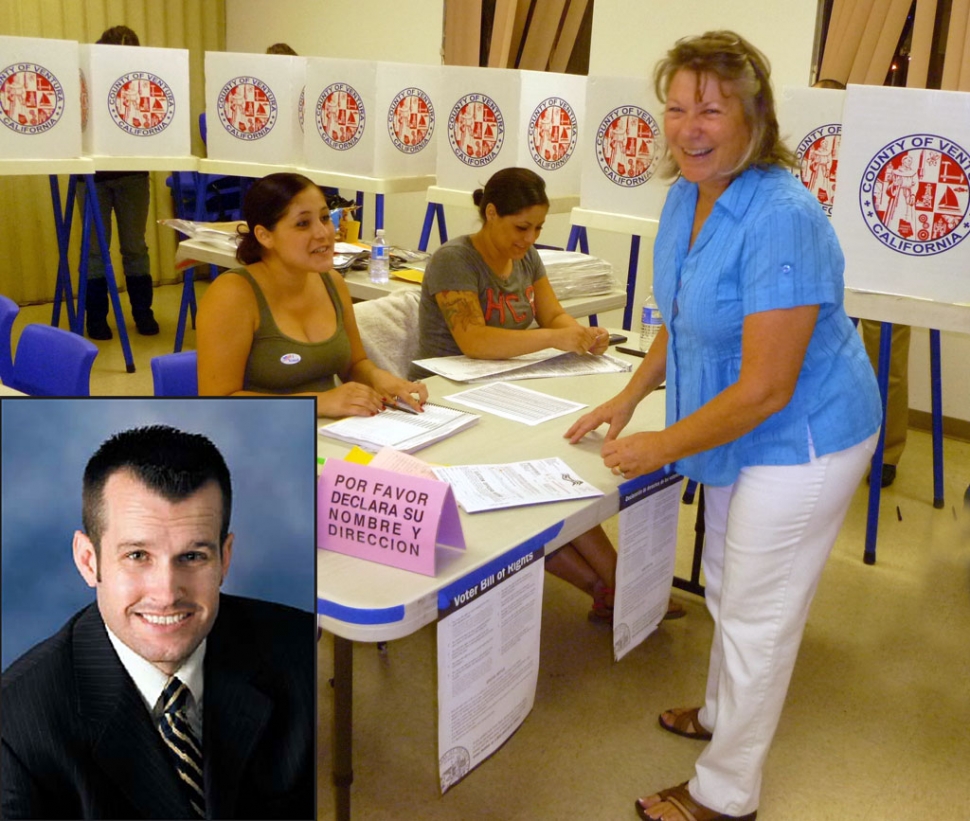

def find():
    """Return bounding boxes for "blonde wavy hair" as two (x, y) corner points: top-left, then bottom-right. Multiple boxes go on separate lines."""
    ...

(653, 30), (798, 180)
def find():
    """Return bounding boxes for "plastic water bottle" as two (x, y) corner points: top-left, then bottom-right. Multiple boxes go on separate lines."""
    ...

(639, 291), (663, 352)
(368, 228), (389, 284)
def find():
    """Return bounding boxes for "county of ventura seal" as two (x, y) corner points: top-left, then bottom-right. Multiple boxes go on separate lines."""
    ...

(316, 83), (365, 151)
(107, 72), (175, 136)
(217, 76), (278, 141)
(528, 97), (577, 171)
(859, 133), (970, 257)
(387, 87), (434, 154)
(439, 746), (471, 792)
(0, 62), (65, 135)
(796, 123), (841, 216)
(596, 105), (661, 187)
(448, 92), (504, 168)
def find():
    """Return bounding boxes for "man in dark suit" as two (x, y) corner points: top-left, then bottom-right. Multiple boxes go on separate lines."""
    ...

(1, 425), (315, 819)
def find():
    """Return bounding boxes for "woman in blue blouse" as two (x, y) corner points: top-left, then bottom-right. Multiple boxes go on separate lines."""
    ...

(567, 31), (881, 821)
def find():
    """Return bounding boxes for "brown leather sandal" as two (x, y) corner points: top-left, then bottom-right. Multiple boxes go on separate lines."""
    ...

(635, 781), (757, 821)
(658, 707), (712, 741)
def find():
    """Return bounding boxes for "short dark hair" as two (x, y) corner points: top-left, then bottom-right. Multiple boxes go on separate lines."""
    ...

(653, 30), (797, 178)
(236, 172), (322, 264)
(97, 26), (140, 46)
(472, 167), (549, 221)
(266, 43), (298, 55)
(814, 78), (846, 90)
(82, 425), (233, 555)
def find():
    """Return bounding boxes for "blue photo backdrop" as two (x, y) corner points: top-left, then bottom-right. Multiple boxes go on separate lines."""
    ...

(1, 397), (317, 671)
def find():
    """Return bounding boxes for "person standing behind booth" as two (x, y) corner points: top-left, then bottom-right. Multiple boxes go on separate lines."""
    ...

(566, 32), (881, 820)
(1, 425), (314, 819)
(196, 172), (426, 416)
(411, 167), (686, 624)
(81, 25), (159, 341)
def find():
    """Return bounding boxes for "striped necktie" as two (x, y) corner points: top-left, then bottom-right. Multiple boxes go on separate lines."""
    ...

(157, 676), (205, 819)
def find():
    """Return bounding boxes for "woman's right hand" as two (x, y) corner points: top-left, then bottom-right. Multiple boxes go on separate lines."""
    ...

(554, 325), (602, 355)
(564, 392), (638, 445)
(316, 382), (385, 418)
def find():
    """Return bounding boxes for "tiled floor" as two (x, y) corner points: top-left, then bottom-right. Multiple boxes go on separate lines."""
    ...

(10, 286), (970, 820)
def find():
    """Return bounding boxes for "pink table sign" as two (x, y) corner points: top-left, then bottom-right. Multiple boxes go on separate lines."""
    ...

(318, 458), (465, 576)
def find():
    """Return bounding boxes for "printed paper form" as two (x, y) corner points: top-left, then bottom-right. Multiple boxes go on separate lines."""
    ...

(445, 382), (585, 426)
(318, 403), (479, 453)
(431, 457), (603, 513)
(413, 349), (631, 382)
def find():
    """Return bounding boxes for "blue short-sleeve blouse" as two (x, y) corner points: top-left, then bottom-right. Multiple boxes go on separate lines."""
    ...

(653, 165), (881, 486)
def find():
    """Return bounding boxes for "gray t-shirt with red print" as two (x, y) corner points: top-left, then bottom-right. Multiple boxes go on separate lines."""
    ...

(411, 235), (546, 377)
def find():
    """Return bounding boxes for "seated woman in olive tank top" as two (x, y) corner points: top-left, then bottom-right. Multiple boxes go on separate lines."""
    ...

(197, 173), (426, 417)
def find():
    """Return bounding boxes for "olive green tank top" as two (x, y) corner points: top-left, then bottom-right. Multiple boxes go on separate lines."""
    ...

(228, 267), (352, 395)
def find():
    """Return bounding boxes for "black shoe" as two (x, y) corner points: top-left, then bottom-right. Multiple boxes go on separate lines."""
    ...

(86, 316), (113, 340)
(868, 464), (897, 488)
(133, 310), (159, 336)
(85, 278), (112, 340)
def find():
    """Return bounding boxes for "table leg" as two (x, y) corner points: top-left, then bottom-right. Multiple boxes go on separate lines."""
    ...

(929, 329), (944, 509)
(435, 203), (448, 246)
(864, 321), (892, 565)
(672, 484), (706, 596)
(355, 190), (365, 239)
(174, 266), (196, 354)
(418, 202), (436, 251)
(82, 174), (136, 373)
(49, 175), (77, 331)
(333, 635), (354, 821)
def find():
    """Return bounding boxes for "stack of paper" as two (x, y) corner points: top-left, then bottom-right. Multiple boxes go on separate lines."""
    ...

(538, 249), (618, 299)
(319, 403), (480, 453)
(412, 349), (632, 383)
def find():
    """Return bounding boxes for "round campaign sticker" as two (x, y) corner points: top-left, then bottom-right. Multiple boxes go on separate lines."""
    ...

(0, 62), (65, 135)
(316, 83), (365, 150)
(217, 76), (278, 141)
(447, 92), (504, 168)
(528, 97), (577, 171)
(387, 87), (434, 154)
(859, 133), (970, 257)
(439, 746), (470, 792)
(796, 123), (841, 216)
(107, 72), (176, 136)
(595, 105), (661, 187)
(80, 69), (88, 131)
(280, 353), (301, 365)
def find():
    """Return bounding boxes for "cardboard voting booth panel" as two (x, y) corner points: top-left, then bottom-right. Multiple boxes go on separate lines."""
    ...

(204, 51), (304, 167)
(79, 43), (190, 157)
(436, 66), (585, 197)
(304, 58), (439, 178)
(832, 84), (970, 303)
(579, 75), (668, 220)
(318, 459), (464, 577)
(0, 36), (81, 159)
(778, 86), (846, 218)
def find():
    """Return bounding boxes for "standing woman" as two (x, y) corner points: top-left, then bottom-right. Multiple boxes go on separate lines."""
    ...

(566, 32), (881, 820)
(197, 172), (426, 415)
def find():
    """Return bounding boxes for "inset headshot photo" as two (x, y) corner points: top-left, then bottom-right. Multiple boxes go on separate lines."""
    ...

(1, 397), (317, 820)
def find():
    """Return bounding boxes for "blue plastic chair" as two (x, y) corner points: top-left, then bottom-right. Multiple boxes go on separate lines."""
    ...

(0, 294), (19, 385)
(151, 350), (198, 396)
(9, 324), (98, 396)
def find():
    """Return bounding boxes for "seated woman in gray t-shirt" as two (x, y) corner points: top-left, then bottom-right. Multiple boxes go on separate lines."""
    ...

(412, 168), (631, 624)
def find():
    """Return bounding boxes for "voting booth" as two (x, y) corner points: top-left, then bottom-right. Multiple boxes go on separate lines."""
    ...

(79, 43), (190, 157)
(778, 86), (846, 218)
(578, 75), (667, 219)
(436, 66), (586, 197)
(303, 58), (440, 178)
(832, 84), (970, 304)
(0, 36), (82, 160)
(204, 51), (305, 167)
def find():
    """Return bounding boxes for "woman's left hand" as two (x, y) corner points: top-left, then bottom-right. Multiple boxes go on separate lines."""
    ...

(602, 431), (668, 480)
(372, 372), (429, 412)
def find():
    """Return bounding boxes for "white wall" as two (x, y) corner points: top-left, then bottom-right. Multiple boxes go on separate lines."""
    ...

(224, 0), (970, 423)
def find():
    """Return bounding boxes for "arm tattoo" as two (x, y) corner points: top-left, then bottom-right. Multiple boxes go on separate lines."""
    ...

(438, 291), (483, 334)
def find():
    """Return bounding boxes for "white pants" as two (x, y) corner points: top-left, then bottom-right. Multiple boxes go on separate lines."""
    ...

(689, 433), (878, 816)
